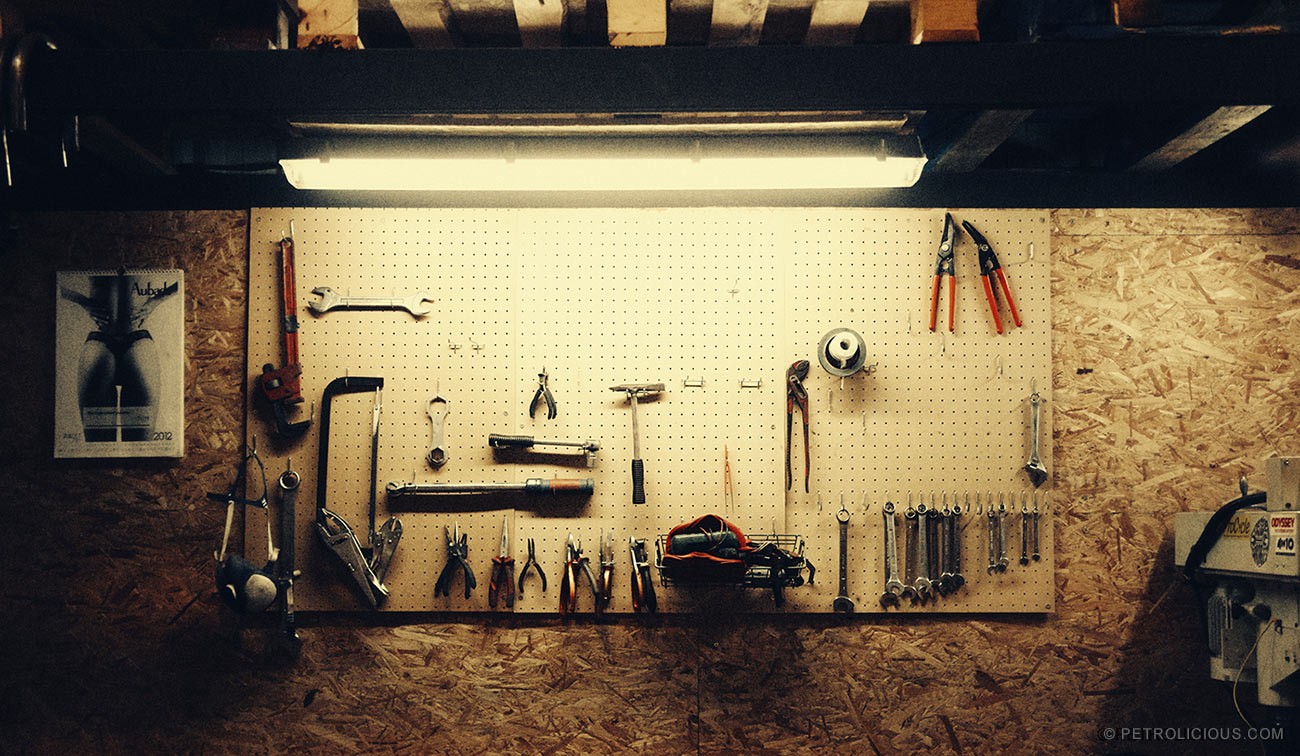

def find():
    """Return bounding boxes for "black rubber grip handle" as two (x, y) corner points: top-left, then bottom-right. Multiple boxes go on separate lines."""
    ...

(489, 434), (534, 449)
(632, 459), (646, 504)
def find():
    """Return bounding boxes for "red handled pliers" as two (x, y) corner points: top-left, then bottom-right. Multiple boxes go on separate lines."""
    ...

(962, 220), (1022, 334)
(928, 213), (958, 333)
(785, 360), (810, 493)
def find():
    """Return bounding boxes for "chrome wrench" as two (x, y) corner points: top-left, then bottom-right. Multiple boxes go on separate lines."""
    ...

(1024, 390), (1049, 487)
(307, 286), (434, 318)
(997, 495), (1010, 572)
(880, 500), (903, 608)
(902, 496), (919, 603)
(1020, 491), (1031, 566)
(1032, 492), (1042, 562)
(949, 496), (965, 592)
(833, 504), (854, 613)
(426, 395), (449, 469)
(986, 493), (998, 574)
(913, 499), (932, 603)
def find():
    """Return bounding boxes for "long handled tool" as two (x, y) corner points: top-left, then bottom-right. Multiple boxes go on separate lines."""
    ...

(610, 383), (665, 505)
(386, 478), (594, 498)
(275, 460), (301, 652)
(257, 224), (313, 438)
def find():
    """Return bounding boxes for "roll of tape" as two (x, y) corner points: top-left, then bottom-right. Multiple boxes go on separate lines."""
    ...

(818, 327), (868, 376)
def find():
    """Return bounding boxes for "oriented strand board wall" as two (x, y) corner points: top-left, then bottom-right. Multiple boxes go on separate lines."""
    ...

(2, 208), (1298, 754)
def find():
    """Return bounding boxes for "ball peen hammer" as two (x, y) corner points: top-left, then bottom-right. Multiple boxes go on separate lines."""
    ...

(610, 383), (665, 505)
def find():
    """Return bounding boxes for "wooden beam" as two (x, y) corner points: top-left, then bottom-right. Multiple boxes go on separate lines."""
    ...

(389, 0), (455, 48)
(932, 109), (1034, 173)
(1113, 0), (1162, 27)
(709, 0), (770, 46)
(911, 0), (978, 43)
(1132, 105), (1273, 172)
(607, 0), (667, 46)
(297, 0), (363, 48)
(513, 0), (566, 47)
(804, 0), (871, 46)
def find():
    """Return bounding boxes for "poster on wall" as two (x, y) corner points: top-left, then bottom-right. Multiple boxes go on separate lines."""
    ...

(54, 268), (185, 458)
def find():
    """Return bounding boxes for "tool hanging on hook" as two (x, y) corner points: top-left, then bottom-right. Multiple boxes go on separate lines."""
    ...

(786, 360), (810, 492)
(962, 220), (1023, 334)
(928, 212), (958, 333)
(257, 224), (313, 438)
(529, 368), (557, 419)
(610, 383), (665, 505)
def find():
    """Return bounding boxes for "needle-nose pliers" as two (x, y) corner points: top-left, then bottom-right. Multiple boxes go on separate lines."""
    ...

(786, 360), (810, 492)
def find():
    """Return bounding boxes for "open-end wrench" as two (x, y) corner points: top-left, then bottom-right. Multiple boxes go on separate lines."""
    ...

(880, 501), (903, 609)
(1020, 491), (1031, 566)
(996, 495), (1010, 572)
(833, 505), (854, 613)
(902, 496), (919, 602)
(426, 396), (449, 469)
(913, 499), (932, 603)
(307, 286), (434, 317)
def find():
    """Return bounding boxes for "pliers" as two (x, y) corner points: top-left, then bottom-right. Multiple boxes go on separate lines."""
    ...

(488, 517), (515, 610)
(517, 537), (547, 593)
(785, 359), (810, 492)
(629, 538), (657, 614)
(928, 213), (958, 333)
(962, 220), (1022, 334)
(597, 530), (615, 616)
(434, 523), (477, 599)
(559, 533), (599, 615)
(529, 368), (557, 419)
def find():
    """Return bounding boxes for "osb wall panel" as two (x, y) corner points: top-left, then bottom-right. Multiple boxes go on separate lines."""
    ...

(2, 208), (1298, 755)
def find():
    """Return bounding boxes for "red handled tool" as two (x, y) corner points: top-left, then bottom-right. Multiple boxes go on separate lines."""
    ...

(928, 213), (958, 333)
(962, 220), (1022, 334)
(488, 517), (515, 610)
(258, 223), (313, 437)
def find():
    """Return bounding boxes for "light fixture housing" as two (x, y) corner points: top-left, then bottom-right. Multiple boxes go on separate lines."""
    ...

(278, 133), (927, 192)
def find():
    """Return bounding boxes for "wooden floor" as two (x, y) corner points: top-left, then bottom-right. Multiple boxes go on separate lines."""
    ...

(2, 207), (1297, 754)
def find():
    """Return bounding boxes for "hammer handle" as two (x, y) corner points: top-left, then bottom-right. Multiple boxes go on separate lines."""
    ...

(632, 459), (646, 505)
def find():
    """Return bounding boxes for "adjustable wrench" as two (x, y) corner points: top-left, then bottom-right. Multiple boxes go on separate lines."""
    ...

(912, 500), (932, 603)
(307, 286), (434, 318)
(880, 500), (903, 609)
(833, 505), (854, 613)
(426, 396), (449, 469)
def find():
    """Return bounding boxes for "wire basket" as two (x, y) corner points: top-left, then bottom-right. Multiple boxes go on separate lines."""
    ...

(654, 532), (811, 588)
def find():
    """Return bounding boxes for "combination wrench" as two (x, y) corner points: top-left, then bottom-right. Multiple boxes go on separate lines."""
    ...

(880, 500), (904, 609)
(307, 286), (434, 318)
(935, 495), (954, 597)
(986, 494), (998, 574)
(426, 395), (449, 469)
(1020, 492), (1031, 566)
(1032, 492), (1042, 561)
(903, 496), (919, 602)
(912, 499), (932, 603)
(997, 495), (1010, 572)
(949, 496), (966, 592)
(833, 505), (854, 613)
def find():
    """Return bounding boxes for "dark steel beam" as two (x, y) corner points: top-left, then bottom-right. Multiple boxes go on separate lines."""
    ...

(27, 36), (1300, 118)
(932, 109), (1035, 173)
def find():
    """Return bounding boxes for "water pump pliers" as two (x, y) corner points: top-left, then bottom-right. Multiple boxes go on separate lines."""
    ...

(786, 359), (810, 492)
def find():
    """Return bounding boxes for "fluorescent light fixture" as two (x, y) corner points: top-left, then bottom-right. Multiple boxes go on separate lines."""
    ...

(279, 135), (926, 192)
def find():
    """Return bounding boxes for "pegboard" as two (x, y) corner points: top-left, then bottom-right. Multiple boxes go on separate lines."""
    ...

(245, 208), (1053, 615)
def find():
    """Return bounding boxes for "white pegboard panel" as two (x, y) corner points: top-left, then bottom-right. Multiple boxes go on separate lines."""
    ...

(245, 207), (1052, 615)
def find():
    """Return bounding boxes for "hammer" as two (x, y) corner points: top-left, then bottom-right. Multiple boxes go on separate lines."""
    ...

(610, 383), (665, 505)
